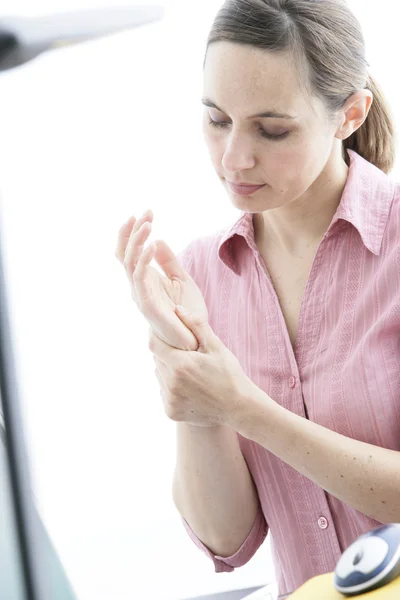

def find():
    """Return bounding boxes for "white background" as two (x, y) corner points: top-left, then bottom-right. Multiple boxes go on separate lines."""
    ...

(0, 1), (398, 599)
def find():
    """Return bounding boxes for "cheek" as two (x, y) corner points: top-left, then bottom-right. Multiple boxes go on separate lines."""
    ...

(261, 145), (304, 177)
(268, 140), (331, 198)
(203, 130), (223, 168)
(271, 148), (308, 173)
(261, 145), (315, 195)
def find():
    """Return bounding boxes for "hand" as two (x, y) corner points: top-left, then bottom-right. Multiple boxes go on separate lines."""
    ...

(149, 305), (253, 428)
(115, 209), (208, 351)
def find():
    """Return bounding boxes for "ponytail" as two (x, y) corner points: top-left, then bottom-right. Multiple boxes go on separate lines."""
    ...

(344, 73), (396, 174)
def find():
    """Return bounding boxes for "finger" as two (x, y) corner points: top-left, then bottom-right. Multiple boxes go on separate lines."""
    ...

(154, 356), (169, 380)
(134, 241), (157, 282)
(152, 239), (190, 281)
(115, 216), (136, 263)
(154, 365), (163, 385)
(155, 370), (169, 411)
(149, 328), (181, 363)
(154, 367), (165, 396)
(115, 209), (153, 264)
(131, 208), (153, 235)
(154, 364), (170, 398)
(149, 328), (171, 356)
(124, 221), (152, 275)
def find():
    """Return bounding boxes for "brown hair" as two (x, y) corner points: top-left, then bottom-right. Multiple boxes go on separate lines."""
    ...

(206, 0), (396, 174)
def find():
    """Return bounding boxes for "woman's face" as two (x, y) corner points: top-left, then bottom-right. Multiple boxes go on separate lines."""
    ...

(202, 41), (343, 213)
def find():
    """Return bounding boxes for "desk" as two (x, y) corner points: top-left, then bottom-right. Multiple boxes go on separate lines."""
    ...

(186, 587), (265, 600)
(184, 588), (289, 600)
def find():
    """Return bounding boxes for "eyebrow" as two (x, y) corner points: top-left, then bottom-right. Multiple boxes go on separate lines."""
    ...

(201, 97), (296, 120)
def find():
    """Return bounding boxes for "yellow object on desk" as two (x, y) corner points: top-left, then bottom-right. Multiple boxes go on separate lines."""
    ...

(288, 572), (400, 598)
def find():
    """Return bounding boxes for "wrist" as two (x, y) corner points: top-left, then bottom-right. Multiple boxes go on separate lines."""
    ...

(228, 378), (275, 437)
(177, 422), (226, 435)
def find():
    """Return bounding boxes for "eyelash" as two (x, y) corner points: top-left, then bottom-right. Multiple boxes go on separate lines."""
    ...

(208, 119), (289, 140)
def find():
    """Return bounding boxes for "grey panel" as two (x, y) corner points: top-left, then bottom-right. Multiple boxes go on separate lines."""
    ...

(0, 423), (77, 600)
(184, 586), (265, 600)
(0, 424), (25, 599)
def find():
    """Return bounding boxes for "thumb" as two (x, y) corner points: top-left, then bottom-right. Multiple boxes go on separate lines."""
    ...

(175, 305), (218, 352)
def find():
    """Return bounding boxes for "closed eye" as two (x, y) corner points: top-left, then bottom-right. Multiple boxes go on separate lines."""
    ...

(208, 118), (289, 141)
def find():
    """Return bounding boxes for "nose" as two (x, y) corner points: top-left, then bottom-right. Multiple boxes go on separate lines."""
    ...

(221, 130), (256, 173)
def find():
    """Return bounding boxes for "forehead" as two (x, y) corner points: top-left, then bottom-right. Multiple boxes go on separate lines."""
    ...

(203, 41), (312, 116)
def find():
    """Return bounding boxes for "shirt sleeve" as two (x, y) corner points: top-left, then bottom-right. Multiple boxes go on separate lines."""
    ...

(180, 506), (268, 572)
(175, 240), (269, 571)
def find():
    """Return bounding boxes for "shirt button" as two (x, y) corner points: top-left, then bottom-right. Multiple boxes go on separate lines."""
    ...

(318, 517), (328, 530)
(289, 376), (296, 388)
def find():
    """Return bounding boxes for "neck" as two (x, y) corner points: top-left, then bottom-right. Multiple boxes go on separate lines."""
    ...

(255, 147), (349, 256)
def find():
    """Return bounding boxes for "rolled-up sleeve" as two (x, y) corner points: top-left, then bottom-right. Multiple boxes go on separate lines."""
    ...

(181, 507), (268, 572)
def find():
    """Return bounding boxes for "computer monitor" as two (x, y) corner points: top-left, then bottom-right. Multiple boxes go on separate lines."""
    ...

(0, 206), (78, 600)
(0, 416), (27, 600)
(0, 8), (164, 599)
(0, 421), (79, 600)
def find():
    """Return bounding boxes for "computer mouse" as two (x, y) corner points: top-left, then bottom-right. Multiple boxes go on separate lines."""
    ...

(334, 523), (400, 596)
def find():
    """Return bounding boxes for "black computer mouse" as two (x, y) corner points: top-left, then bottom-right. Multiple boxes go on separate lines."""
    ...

(334, 523), (400, 596)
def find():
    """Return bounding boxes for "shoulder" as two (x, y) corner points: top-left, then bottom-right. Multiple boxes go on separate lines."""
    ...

(375, 181), (400, 277)
(384, 180), (400, 239)
(389, 181), (400, 214)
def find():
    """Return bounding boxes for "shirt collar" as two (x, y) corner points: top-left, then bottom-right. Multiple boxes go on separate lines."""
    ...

(218, 150), (396, 274)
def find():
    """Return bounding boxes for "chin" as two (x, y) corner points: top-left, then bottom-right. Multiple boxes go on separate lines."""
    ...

(229, 196), (261, 211)
(229, 191), (291, 214)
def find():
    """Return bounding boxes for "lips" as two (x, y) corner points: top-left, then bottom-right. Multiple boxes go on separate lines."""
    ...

(228, 181), (266, 196)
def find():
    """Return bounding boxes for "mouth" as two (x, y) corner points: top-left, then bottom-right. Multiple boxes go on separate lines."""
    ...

(227, 181), (266, 196)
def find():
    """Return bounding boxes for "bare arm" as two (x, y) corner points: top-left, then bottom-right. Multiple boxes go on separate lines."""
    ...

(172, 423), (260, 557)
(236, 384), (400, 523)
(115, 211), (262, 554)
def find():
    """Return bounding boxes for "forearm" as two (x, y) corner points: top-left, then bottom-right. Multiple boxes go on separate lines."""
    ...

(235, 383), (400, 523)
(173, 423), (260, 557)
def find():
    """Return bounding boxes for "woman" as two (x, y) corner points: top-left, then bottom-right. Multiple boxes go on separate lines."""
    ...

(116, 0), (400, 596)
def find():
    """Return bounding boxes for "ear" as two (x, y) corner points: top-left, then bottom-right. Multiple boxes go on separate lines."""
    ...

(335, 89), (373, 140)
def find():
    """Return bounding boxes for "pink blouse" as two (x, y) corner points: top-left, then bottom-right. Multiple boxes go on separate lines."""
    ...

(176, 150), (400, 596)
